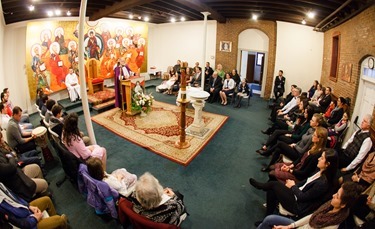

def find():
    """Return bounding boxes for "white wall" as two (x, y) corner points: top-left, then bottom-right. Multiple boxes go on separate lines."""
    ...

(148, 21), (217, 72)
(274, 21), (324, 95)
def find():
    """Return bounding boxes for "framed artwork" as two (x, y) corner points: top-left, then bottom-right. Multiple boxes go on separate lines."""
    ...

(219, 41), (232, 52)
(256, 52), (264, 66)
(341, 63), (352, 82)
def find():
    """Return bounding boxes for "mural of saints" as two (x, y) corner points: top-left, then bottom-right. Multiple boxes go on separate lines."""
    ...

(49, 42), (66, 86)
(31, 44), (52, 93)
(101, 38), (118, 78)
(68, 40), (79, 72)
(85, 29), (102, 60)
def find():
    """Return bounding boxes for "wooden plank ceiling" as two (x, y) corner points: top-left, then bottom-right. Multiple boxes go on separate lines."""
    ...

(1, 0), (374, 31)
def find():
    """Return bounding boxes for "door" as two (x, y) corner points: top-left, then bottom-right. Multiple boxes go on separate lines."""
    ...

(246, 54), (255, 83)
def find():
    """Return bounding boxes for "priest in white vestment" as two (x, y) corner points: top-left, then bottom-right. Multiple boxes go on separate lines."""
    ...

(65, 68), (81, 102)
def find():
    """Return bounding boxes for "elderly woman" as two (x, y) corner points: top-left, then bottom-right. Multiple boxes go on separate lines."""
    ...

(128, 172), (187, 226)
(62, 113), (107, 170)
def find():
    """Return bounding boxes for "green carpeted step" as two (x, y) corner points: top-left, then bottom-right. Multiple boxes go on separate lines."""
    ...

(58, 98), (83, 111)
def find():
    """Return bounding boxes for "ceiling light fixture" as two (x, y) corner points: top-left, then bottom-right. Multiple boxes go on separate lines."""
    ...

(55, 10), (61, 16)
(129, 14), (134, 19)
(144, 16), (149, 22)
(252, 14), (258, 20)
(66, 10), (71, 16)
(171, 17), (176, 23)
(47, 11), (53, 17)
(307, 11), (315, 19)
(180, 16), (185, 22)
(302, 19), (306, 25)
(138, 16), (142, 20)
(28, 5), (35, 11)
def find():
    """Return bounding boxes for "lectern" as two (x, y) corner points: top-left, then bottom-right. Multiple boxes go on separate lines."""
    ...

(120, 77), (145, 115)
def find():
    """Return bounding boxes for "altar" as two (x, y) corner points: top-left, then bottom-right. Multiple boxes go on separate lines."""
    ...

(120, 76), (145, 115)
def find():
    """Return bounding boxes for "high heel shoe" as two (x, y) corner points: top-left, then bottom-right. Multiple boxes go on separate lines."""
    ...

(249, 178), (266, 190)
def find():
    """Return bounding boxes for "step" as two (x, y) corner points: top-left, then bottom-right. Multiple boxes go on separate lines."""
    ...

(58, 98), (83, 111)
(92, 100), (115, 114)
(67, 105), (91, 116)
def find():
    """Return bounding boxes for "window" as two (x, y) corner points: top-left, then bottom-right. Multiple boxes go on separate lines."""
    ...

(330, 32), (340, 82)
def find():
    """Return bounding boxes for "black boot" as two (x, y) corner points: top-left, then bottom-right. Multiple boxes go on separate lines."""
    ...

(249, 178), (266, 190)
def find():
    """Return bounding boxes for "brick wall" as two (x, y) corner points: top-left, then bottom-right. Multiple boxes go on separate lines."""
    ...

(216, 19), (276, 98)
(321, 5), (375, 112)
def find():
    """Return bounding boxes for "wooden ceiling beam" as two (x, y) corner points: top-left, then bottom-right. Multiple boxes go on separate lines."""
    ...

(90, 0), (158, 21)
(174, 0), (226, 23)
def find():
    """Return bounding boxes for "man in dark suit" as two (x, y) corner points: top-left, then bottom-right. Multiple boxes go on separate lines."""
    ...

(273, 70), (286, 101)
(205, 62), (214, 85)
(206, 71), (223, 103)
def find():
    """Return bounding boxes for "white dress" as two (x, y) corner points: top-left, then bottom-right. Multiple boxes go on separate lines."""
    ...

(103, 169), (137, 197)
(65, 73), (81, 102)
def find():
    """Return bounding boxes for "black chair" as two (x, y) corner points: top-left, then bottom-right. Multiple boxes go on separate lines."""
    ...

(55, 141), (83, 187)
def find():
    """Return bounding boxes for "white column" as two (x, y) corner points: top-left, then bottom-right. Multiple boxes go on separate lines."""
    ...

(200, 12), (211, 89)
(78, 0), (97, 144)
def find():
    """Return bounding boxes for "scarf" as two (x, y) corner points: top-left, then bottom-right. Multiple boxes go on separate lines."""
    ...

(0, 183), (28, 210)
(309, 201), (349, 228)
(360, 152), (375, 184)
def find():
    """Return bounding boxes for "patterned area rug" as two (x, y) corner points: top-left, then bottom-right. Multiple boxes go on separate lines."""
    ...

(87, 88), (115, 105)
(91, 101), (228, 166)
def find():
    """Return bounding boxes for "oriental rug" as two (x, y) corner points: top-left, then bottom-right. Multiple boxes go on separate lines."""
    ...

(91, 101), (228, 166)
(87, 88), (115, 105)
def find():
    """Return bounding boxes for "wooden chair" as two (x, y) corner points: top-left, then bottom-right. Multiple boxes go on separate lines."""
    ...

(85, 58), (104, 94)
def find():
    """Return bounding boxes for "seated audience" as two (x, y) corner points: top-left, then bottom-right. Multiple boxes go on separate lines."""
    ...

(216, 64), (225, 80)
(6, 107), (37, 154)
(86, 157), (137, 197)
(250, 149), (339, 219)
(1, 103), (33, 133)
(44, 99), (56, 123)
(65, 67), (81, 102)
(0, 183), (68, 229)
(233, 79), (250, 108)
(271, 87), (301, 122)
(269, 127), (327, 183)
(219, 72), (235, 106)
(231, 69), (241, 86)
(49, 104), (64, 137)
(328, 112), (349, 137)
(156, 72), (177, 95)
(307, 80), (319, 99)
(35, 88), (44, 110)
(351, 182), (375, 228)
(258, 114), (324, 172)
(192, 67), (202, 87)
(206, 71), (223, 103)
(260, 107), (314, 152)
(340, 151), (375, 190)
(128, 172), (187, 226)
(339, 114), (372, 173)
(0, 92), (12, 117)
(0, 131), (41, 168)
(327, 97), (347, 126)
(204, 62), (214, 80)
(40, 94), (49, 116)
(310, 86), (332, 113)
(310, 83), (323, 102)
(185, 67), (194, 85)
(0, 138), (48, 202)
(62, 113), (107, 170)
(257, 182), (360, 229)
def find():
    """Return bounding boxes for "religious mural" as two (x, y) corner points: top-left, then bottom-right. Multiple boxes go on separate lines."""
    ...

(26, 20), (148, 99)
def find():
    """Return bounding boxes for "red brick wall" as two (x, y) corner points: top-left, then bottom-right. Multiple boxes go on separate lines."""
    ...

(216, 19), (276, 98)
(321, 6), (375, 111)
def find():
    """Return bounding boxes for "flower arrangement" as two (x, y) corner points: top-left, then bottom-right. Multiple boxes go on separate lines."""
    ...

(131, 91), (154, 114)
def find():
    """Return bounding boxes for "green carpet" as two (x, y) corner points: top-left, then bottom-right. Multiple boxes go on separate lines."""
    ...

(36, 80), (273, 229)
